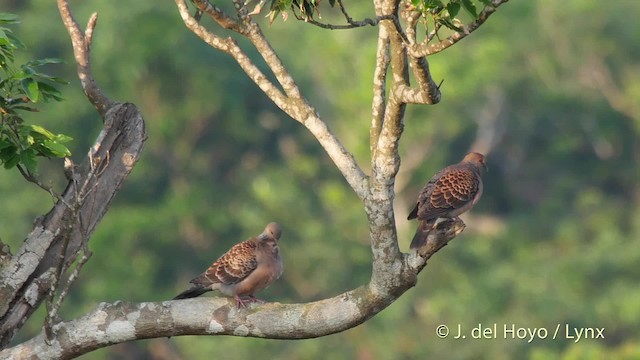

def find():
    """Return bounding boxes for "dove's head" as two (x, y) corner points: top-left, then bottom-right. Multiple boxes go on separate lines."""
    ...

(463, 152), (487, 171)
(261, 222), (282, 241)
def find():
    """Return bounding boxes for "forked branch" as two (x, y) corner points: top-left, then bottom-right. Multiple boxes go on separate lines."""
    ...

(57, 0), (113, 116)
(176, 0), (368, 199)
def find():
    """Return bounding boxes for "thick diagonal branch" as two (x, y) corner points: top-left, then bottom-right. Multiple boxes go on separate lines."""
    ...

(176, 0), (368, 199)
(0, 103), (146, 347)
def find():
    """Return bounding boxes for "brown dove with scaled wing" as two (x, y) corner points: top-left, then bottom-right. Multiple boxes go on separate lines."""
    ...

(407, 152), (486, 250)
(174, 222), (283, 308)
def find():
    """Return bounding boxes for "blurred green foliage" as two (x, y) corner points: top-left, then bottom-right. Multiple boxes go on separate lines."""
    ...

(2, 0), (640, 359)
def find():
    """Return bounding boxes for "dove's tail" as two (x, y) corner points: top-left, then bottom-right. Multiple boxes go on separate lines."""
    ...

(409, 219), (436, 250)
(173, 286), (210, 300)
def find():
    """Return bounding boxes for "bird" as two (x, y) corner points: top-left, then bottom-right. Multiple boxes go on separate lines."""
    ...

(407, 152), (486, 250)
(173, 222), (283, 308)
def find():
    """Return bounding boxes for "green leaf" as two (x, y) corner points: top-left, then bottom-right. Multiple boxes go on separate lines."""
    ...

(11, 70), (27, 80)
(54, 134), (73, 143)
(9, 105), (38, 112)
(28, 124), (56, 139)
(5, 31), (24, 49)
(0, 144), (17, 159)
(20, 65), (34, 76)
(437, 16), (463, 31)
(21, 78), (39, 102)
(461, 0), (478, 18)
(48, 76), (69, 85)
(0, 13), (19, 24)
(25, 58), (63, 67)
(41, 140), (71, 157)
(36, 82), (65, 102)
(446, 1), (461, 18)
(3, 153), (20, 169)
(0, 139), (13, 151)
(20, 149), (38, 173)
(0, 29), (9, 43)
(425, 0), (444, 9)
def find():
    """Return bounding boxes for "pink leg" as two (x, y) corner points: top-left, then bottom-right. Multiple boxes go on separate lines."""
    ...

(247, 295), (265, 304)
(234, 295), (265, 308)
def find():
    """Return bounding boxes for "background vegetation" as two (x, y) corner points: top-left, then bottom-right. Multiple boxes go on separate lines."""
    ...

(2, 0), (639, 358)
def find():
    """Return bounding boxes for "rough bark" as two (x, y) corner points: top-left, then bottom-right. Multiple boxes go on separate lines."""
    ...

(0, 103), (147, 346)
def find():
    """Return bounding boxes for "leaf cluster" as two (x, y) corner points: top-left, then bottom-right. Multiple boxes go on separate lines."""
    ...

(267, 0), (334, 23)
(412, 0), (490, 31)
(0, 13), (71, 175)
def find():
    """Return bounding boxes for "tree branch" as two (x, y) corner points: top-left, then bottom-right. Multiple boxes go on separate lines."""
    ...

(408, 0), (510, 57)
(371, 17), (407, 183)
(301, 14), (395, 30)
(395, 81), (441, 104)
(363, 0), (409, 294)
(1, 218), (463, 358)
(245, 24), (303, 99)
(191, 0), (241, 31)
(175, 0), (368, 200)
(57, 0), (113, 116)
(370, 31), (390, 154)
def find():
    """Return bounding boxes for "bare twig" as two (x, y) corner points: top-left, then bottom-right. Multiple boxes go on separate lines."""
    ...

(302, 14), (395, 30)
(337, 0), (353, 23)
(43, 219), (73, 343)
(57, 0), (113, 116)
(47, 248), (93, 332)
(15, 165), (62, 202)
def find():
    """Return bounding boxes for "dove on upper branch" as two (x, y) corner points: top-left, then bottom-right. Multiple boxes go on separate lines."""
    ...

(407, 152), (487, 250)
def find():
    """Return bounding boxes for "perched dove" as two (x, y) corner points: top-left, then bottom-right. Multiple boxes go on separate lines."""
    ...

(174, 222), (283, 307)
(407, 152), (486, 250)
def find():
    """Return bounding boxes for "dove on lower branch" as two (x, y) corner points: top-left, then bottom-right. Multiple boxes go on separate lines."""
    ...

(174, 222), (283, 308)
